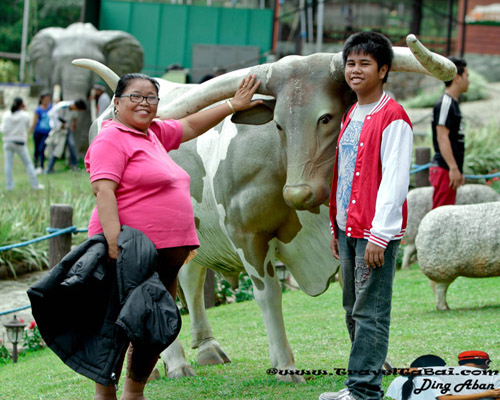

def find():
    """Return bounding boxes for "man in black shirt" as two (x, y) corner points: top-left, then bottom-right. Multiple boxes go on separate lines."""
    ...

(430, 57), (469, 209)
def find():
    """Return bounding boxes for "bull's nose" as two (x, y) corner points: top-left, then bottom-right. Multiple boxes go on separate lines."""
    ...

(283, 184), (313, 209)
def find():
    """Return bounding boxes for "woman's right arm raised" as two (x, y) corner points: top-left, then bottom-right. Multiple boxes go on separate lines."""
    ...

(91, 179), (121, 260)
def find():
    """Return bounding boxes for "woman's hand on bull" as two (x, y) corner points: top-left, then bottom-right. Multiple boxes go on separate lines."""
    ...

(230, 75), (263, 112)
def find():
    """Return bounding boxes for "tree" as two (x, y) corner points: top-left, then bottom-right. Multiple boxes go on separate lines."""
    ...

(0, 0), (82, 55)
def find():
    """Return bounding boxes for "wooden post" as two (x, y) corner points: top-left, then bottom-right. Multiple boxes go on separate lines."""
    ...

(49, 204), (73, 268)
(415, 147), (431, 188)
(204, 269), (215, 309)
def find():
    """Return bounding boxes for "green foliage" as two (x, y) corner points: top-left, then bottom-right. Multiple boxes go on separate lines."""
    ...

(0, 0), (82, 56)
(0, 140), (94, 276)
(463, 122), (500, 177)
(402, 69), (489, 109)
(0, 341), (11, 364)
(22, 323), (44, 353)
(0, 60), (19, 83)
(215, 272), (255, 305)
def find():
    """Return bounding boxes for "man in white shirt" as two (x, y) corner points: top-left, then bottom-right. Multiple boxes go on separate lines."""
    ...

(45, 99), (86, 173)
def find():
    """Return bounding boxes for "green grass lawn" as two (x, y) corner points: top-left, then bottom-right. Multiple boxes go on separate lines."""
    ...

(1, 267), (498, 400)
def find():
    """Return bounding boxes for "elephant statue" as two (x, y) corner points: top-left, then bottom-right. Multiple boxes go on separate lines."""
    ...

(28, 22), (144, 154)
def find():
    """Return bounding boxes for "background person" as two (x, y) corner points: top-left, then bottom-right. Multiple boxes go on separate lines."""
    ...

(322, 31), (413, 400)
(85, 72), (261, 400)
(45, 99), (87, 173)
(430, 57), (469, 209)
(386, 354), (447, 400)
(90, 82), (111, 118)
(432, 351), (500, 400)
(1, 97), (44, 190)
(29, 91), (52, 174)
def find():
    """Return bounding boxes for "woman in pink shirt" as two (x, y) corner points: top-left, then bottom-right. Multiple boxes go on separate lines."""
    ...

(85, 72), (261, 400)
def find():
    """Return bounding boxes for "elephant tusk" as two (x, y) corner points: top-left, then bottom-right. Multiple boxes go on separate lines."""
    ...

(72, 58), (120, 92)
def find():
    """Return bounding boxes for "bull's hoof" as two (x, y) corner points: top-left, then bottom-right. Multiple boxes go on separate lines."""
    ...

(147, 368), (161, 382)
(165, 362), (197, 378)
(275, 370), (307, 384)
(197, 339), (231, 365)
(436, 303), (450, 311)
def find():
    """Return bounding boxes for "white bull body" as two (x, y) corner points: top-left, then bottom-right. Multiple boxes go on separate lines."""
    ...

(158, 77), (343, 382)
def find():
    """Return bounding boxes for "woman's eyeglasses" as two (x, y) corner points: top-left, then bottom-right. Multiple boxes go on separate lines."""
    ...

(118, 94), (160, 105)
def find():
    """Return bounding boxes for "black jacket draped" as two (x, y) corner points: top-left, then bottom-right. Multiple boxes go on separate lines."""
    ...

(27, 226), (181, 386)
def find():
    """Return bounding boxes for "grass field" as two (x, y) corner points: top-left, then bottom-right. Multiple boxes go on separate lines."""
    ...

(1, 112), (499, 399)
(0, 267), (499, 400)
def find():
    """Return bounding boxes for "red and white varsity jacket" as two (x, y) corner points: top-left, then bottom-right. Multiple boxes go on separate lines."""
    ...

(329, 93), (413, 248)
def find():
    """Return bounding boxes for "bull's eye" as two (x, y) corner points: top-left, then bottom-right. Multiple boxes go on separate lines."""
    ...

(275, 123), (283, 131)
(319, 114), (332, 125)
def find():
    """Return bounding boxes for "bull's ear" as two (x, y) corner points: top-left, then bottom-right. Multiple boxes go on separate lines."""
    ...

(231, 99), (276, 125)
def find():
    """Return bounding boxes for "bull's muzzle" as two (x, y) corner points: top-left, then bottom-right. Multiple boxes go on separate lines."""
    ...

(283, 184), (314, 210)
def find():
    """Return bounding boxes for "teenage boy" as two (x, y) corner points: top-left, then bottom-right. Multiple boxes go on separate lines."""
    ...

(430, 57), (469, 209)
(321, 31), (413, 400)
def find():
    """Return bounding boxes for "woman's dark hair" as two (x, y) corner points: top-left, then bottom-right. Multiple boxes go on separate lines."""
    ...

(39, 91), (51, 104)
(342, 31), (394, 83)
(115, 73), (160, 98)
(11, 97), (24, 113)
(401, 355), (446, 400)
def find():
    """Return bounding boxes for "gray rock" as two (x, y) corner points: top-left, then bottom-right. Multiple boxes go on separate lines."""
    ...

(402, 184), (500, 269)
(415, 201), (500, 310)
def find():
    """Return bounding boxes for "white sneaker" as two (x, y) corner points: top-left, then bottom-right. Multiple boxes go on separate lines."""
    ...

(35, 167), (43, 175)
(33, 184), (45, 190)
(319, 388), (357, 400)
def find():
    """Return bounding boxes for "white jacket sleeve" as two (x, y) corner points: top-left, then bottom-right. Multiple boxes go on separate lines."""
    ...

(369, 119), (413, 248)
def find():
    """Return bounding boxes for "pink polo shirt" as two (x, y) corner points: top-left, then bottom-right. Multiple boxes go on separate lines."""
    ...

(85, 119), (200, 249)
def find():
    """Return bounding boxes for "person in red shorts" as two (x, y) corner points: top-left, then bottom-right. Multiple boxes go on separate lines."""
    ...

(430, 57), (469, 209)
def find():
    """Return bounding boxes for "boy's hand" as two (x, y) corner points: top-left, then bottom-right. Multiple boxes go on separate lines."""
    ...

(365, 242), (385, 268)
(330, 236), (340, 260)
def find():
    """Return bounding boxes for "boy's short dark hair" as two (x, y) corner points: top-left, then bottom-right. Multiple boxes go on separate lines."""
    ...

(74, 99), (87, 110)
(444, 56), (467, 87)
(342, 31), (394, 83)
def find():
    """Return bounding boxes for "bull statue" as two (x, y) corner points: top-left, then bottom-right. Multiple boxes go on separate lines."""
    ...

(73, 34), (456, 382)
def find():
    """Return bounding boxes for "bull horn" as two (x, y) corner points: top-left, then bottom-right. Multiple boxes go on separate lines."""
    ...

(329, 34), (456, 82)
(393, 34), (456, 80)
(72, 58), (120, 92)
(156, 63), (273, 119)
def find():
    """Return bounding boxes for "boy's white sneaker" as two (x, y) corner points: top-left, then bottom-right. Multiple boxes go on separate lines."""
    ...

(319, 388), (357, 400)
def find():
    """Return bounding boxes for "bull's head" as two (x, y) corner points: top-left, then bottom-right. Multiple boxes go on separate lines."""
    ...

(73, 34), (455, 211)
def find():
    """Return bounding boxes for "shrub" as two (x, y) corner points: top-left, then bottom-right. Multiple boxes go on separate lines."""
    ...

(0, 60), (19, 83)
(22, 321), (45, 353)
(464, 122), (500, 177)
(0, 340), (11, 364)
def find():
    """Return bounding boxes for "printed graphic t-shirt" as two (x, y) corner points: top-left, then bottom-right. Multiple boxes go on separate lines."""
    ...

(336, 101), (377, 231)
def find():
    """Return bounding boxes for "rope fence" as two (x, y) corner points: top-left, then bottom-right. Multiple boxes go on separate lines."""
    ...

(410, 163), (500, 179)
(0, 226), (87, 253)
(1, 221), (88, 317)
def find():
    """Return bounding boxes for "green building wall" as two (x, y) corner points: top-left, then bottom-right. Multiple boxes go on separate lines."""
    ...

(99, 0), (273, 76)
